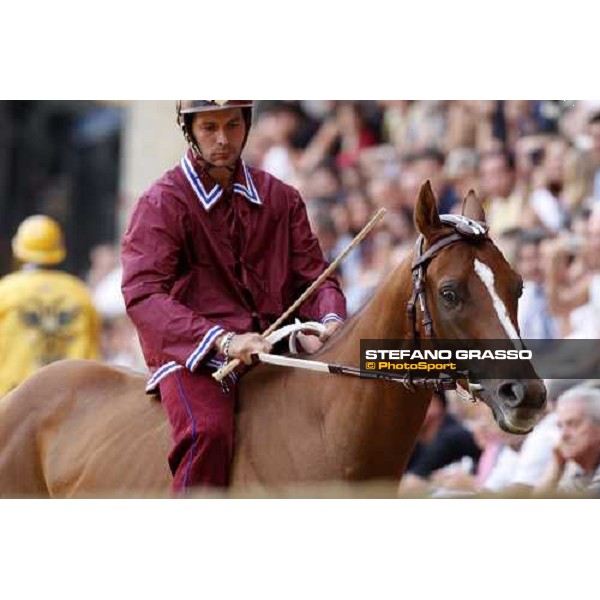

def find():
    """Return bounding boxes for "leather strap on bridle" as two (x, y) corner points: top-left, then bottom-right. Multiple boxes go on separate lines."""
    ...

(407, 232), (464, 340)
(403, 220), (489, 394)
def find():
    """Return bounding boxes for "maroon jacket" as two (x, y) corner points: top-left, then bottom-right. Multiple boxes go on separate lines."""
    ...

(122, 152), (346, 390)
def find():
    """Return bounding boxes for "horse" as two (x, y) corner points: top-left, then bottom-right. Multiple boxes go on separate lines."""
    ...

(0, 182), (546, 497)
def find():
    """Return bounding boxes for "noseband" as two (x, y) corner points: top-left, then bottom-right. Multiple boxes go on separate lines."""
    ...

(407, 215), (489, 340)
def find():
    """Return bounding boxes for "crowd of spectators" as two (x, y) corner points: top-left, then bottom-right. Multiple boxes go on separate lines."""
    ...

(246, 101), (600, 329)
(243, 100), (600, 496)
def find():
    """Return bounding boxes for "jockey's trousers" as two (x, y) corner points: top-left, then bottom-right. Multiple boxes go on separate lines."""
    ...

(159, 368), (237, 493)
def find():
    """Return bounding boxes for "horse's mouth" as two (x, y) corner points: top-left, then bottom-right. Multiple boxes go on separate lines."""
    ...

(470, 382), (544, 435)
(494, 410), (536, 435)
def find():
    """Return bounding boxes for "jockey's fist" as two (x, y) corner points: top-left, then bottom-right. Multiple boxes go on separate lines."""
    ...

(297, 320), (344, 354)
(218, 332), (272, 365)
(320, 320), (343, 342)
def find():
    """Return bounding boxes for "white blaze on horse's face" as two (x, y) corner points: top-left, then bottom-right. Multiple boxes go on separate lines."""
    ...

(473, 258), (523, 348)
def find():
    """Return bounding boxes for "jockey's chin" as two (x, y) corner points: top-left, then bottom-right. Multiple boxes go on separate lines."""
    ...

(207, 150), (238, 168)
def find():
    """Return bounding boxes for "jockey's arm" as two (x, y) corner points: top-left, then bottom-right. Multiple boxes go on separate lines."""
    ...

(121, 194), (227, 372)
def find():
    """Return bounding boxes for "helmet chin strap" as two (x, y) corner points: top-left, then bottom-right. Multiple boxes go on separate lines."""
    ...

(188, 135), (238, 182)
(178, 116), (237, 180)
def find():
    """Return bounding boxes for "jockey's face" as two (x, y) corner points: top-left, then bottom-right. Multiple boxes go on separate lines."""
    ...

(191, 108), (246, 168)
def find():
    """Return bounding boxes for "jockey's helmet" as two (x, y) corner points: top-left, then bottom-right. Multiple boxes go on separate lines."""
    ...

(12, 215), (66, 265)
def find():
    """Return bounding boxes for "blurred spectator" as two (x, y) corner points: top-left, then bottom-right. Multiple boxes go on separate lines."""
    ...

(478, 149), (530, 237)
(564, 111), (600, 209)
(305, 162), (342, 205)
(428, 404), (524, 495)
(509, 379), (590, 495)
(529, 137), (570, 232)
(258, 102), (305, 184)
(444, 147), (479, 200)
(515, 228), (559, 339)
(381, 100), (446, 154)
(445, 102), (479, 150)
(360, 145), (401, 183)
(406, 148), (459, 214)
(542, 203), (600, 338)
(334, 101), (378, 170)
(87, 243), (119, 292)
(536, 385), (600, 495)
(504, 101), (539, 147)
(400, 391), (481, 493)
(514, 134), (545, 200)
(0, 215), (99, 396)
(92, 263), (146, 372)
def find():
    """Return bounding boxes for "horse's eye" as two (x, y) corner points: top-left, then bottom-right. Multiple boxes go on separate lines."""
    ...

(440, 289), (459, 305)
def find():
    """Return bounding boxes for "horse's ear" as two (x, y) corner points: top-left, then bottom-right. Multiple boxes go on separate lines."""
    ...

(414, 180), (442, 238)
(461, 190), (486, 223)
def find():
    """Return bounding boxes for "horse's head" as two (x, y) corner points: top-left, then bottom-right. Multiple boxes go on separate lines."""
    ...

(412, 181), (546, 434)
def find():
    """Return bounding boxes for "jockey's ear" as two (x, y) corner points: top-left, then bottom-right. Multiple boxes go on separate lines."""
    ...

(461, 190), (486, 223)
(414, 180), (442, 239)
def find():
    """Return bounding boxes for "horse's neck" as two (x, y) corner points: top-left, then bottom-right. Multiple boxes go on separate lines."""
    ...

(319, 377), (431, 480)
(311, 259), (430, 478)
(236, 256), (432, 484)
(236, 257), (432, 484)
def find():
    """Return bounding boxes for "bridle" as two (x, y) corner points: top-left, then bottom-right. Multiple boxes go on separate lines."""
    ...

(403, 214), (489, 398)
(244, 215), (491, 397)
(407, 215), (489, 341)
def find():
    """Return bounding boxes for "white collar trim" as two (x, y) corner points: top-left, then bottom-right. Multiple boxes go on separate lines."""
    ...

(181, 156), (262, 211)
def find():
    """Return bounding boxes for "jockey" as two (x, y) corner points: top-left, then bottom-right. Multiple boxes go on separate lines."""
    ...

(0, 215), (99, 396)
(121, 100), (347, 492)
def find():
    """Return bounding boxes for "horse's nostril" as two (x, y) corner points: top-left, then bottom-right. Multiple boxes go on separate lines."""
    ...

(497, 380), (526, 407)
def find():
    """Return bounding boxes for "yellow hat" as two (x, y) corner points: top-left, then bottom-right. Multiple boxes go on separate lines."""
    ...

(12, 215), (66, 265)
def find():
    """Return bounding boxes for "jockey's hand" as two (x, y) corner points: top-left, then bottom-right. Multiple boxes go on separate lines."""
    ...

(319, 320), (343, 343)
(297, 321), (344, 354)
(226, 333), (272, 365)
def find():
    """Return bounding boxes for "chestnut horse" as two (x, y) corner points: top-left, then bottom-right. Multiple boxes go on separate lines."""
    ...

(0, 182), (546, 497)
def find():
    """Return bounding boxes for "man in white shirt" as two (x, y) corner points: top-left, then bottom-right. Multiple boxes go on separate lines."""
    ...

(536, 384), (600, 495)
(508, 379), (582, 494)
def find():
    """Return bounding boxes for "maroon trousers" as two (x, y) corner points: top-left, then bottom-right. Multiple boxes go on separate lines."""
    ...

(159, 369), (237, 493)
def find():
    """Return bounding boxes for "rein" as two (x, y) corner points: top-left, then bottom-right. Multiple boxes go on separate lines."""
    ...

(252, 352), (467, 392)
